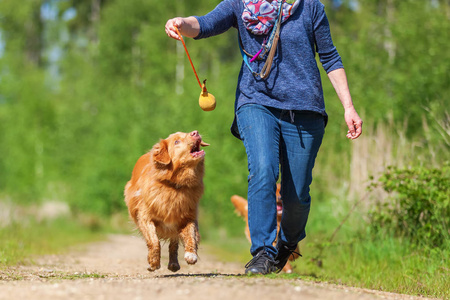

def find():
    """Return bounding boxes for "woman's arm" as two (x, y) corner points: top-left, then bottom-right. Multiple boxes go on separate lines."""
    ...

(327, 68), (363, 140)
(166, 0), (236, 41)
(165, 17), (200, 41)
(310, 2), (362, 139)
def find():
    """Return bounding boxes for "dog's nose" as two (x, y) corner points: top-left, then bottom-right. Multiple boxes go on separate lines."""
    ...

(190, 130), (199, 137)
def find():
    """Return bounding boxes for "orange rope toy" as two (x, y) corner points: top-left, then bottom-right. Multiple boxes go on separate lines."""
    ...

(175, 26), (216, 112)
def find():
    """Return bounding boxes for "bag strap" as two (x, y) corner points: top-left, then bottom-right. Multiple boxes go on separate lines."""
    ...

(259, 8), (282, 79)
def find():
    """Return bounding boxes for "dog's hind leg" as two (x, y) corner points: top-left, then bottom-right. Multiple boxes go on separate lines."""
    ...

(168, 237), (181, 272)
(180, 221), (199, 265)
(138, 220), (161, 271)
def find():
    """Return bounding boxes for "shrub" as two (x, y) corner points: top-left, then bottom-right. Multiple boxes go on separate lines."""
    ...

(369, 164), (449, 248)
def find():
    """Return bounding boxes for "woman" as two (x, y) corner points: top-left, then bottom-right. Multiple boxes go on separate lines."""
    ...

(165, 0), (362, 275)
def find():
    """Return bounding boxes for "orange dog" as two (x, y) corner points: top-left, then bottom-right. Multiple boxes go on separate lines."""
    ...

(124, 131), (209, 272)
(231, 184), (300, 273)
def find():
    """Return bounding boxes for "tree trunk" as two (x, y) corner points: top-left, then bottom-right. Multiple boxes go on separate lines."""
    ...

(383, 0), (396, 65)
(89, 0), (102, 43)
(25, 2), (44, 66)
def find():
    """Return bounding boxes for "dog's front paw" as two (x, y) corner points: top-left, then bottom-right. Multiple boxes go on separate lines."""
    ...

(147, 262), (161, 272)
(184, 252), (198, 265)
(168, 262), (181, 272)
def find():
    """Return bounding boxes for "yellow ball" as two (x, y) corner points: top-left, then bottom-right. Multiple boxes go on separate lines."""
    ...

(199, 91), (216, 111)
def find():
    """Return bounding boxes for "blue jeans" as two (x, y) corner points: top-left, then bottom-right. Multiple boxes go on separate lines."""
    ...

(236, 104), (325, 258)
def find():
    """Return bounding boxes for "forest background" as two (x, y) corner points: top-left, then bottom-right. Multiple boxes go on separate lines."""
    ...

(0, 0), (448, 298)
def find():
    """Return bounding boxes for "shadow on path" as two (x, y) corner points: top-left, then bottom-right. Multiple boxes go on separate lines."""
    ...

(157, 273), (243, 278)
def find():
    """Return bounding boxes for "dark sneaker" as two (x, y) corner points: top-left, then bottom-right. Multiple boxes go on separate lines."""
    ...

(274, 243), (302, 272)
(245, 249), (278, 275)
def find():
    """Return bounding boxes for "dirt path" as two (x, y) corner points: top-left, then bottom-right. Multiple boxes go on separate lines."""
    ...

(0, 234), (434, 300)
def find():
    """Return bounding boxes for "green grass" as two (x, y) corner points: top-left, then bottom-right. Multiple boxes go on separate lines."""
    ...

(0, 269), (108, 281)
(298, 236), (449, 299)
(0, 218), (107, 267)
(40, 272), (107, 280)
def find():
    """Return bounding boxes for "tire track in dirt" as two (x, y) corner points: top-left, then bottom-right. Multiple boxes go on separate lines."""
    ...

(0, 235), (434, 300)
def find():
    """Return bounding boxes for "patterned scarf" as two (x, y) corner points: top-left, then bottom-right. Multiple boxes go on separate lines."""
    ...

(242, 0), (300, 35)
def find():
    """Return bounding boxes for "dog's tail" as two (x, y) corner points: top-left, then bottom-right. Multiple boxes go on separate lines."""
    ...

(230, 195), (248, 220)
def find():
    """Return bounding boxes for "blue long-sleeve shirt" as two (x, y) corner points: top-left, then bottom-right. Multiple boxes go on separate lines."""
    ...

(195, 0), (343, 133)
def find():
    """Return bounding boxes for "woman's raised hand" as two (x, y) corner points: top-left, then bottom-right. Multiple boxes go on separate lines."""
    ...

(165, 17), (185, 40)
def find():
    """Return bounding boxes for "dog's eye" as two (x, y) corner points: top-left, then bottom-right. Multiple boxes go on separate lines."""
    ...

(174, 140), (180, 145)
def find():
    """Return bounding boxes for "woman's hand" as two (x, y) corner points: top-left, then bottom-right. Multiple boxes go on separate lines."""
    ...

(344, 107), (363, 139)
(165, 17), (200, 40)
(165, 17), (185, 40)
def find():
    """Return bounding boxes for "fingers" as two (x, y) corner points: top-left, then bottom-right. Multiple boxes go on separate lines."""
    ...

(346, 119), (363, 140)
(346, 119), (356, 137)
(165, 17), (183, 40)
(344, 108), (363, 140)
(354, 120), (363, 137)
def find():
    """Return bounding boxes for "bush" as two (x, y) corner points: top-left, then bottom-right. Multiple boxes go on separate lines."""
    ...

(369, 164), (450, 248)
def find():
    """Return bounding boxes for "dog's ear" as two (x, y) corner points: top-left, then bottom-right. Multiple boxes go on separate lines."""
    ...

(153, 139), (171, 165)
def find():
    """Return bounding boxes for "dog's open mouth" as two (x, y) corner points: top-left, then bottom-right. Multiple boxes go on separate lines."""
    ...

(190, 140), (208, 158)
(277, 202), (283, 216)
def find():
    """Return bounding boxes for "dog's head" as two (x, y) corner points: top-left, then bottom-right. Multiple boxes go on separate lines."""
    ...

(152, 130), (209, 169)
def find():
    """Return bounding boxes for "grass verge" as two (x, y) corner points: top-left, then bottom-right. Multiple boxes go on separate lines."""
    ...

(299, 236), (449, 299)
(0, 218), (107, 267)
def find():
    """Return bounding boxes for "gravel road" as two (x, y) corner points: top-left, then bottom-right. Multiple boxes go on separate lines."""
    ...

(0, 234), (435, 300)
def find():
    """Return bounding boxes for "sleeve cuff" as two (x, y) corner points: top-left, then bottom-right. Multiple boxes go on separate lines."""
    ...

(193, 16), (203, 40)
(325, 60), (344, 74)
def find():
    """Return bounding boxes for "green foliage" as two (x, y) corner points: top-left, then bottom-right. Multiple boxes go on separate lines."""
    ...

(369, 164), (450, 248)
(327, 0), (450, 134)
